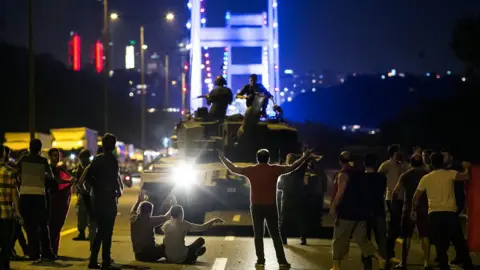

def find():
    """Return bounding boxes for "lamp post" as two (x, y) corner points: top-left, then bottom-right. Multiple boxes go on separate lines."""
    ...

(164, 55), (169, 108)
(28, 0), (35, 140)
(140, 25), (146, 150)
(103, 0), (110, 133)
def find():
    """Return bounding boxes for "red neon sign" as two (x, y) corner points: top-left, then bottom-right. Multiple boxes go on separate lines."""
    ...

(95, 41), (104, 73)
(72, 34), (81, 71)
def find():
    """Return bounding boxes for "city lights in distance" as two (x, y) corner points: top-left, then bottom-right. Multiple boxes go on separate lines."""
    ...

(447, 70), (452, 75)
(381, 75), (386, 79)
(436, 74), (441, 79)
(462, 77), (466, 82)
(142, 44), (148, 50)
(186, 21), (192, 29)
(165, 13), (175, 21)
(110, 13), (119, 20)
(287, 97), (292, 102)
(172, 80), (177, 86)
(426, 72), (431, 77)
(163, 108), (181, 113)
(312, 88), (316, 92)
(148, 108), (156, 113)
(284, 69), (293, 74)
(129, 92), (134, 97)
(187, 2), (192, 9)
(201, 18), (206, 24)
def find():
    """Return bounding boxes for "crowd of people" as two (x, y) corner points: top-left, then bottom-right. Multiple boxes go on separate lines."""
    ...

(0, 134), (124, 270)
(0, 137), (476, 270)
(330, 145), (474, 270)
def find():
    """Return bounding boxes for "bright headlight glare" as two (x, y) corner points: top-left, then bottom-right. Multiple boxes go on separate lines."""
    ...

(172, 163), (196, 187)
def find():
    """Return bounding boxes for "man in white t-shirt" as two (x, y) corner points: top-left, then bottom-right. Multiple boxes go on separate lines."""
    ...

(378, 144), (404, 262)
(412, 152), (473, 270)
(161, 205), (224, 264)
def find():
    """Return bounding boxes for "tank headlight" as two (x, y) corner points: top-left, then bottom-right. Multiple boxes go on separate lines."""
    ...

(172, 163), (196, 187)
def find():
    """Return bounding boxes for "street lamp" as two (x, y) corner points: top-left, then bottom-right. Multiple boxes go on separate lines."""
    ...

(166, 12), (175, 21)
(110, 13), (119, 20)
(28, 0), (35, 140)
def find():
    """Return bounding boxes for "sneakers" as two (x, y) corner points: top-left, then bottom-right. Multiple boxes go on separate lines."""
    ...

(255, 259), (265, 268)
(300, 237), (307, 245)
(195, 247), (207, 257)
(73, 231), (88, 241)
(88, 262), (101, 269)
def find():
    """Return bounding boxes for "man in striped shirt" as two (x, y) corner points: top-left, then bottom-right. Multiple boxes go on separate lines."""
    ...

(0, 145), (22, 270)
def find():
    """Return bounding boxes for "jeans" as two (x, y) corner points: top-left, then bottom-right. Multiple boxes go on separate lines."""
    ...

(362, 216), (387, 270)
(49, 188), (72, 255)
(135, 244), (166, 262)
(12, 219), (27, 256)
(429, 212), (473, 270)
(386, 199), (403, 259)
(19, 195), (55, 259)
(251, 204), (287, 264)
(280, 199), (310, 238)
(0, 219), (14, 269)
(76, 194), (89, 233)
(90, 197), (117, 265)
(81, 193), (97, 251)
(184, 237), (205, 264)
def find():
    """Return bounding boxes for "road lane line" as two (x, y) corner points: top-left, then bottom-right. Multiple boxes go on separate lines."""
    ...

(211, 258), (228, 270)
(224, 236), (235, 241)
(232, 215), (241, 222)
(60, 228), (78, 237)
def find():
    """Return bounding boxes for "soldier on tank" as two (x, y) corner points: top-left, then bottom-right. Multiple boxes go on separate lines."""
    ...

(202, 76), (233, 119)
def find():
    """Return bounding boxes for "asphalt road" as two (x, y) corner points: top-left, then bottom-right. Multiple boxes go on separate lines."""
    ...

(11, 184), (480, 269)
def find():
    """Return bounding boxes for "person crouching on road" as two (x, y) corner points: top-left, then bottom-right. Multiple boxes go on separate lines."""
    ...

(161, 205), (224, 264)
(130, 190), (173, 262)
(48, 148), (74, 256)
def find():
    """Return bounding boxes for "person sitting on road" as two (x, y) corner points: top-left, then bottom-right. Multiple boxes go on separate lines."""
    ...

(130, 190), (172, 262)
(161, 205), (224, 264)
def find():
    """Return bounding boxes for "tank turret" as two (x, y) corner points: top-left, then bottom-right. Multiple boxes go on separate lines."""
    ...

(172, 95), (300, 163)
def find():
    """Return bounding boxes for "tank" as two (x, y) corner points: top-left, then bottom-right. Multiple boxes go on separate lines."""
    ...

(141, 95), (300, 225)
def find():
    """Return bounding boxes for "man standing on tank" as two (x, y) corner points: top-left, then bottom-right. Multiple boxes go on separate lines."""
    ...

(237, 74), (275, 117)
(81, 134), (123, 270)
(205, 75), (233, 118)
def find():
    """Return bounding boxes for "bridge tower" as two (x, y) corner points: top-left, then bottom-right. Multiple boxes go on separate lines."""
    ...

(188, 0), (280, 111)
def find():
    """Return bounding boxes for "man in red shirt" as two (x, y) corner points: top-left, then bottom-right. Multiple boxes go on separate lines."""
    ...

(219, 148), (312, 268)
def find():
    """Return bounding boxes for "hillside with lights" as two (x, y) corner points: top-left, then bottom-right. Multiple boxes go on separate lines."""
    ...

(280, 69), (463, 129)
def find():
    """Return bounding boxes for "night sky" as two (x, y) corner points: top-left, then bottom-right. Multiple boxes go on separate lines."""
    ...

(3, 0), (480, 74)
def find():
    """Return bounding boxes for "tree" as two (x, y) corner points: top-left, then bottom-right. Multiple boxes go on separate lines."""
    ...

(451, 14), (480, 76)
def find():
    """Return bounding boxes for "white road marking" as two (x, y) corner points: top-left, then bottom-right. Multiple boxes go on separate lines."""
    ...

(211, 258), (228, 270)
(60, 228), (78, 237)
(224, 236), (235, 241)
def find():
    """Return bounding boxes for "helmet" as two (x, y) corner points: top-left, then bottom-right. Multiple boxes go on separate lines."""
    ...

(214, 75), (227, 86)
